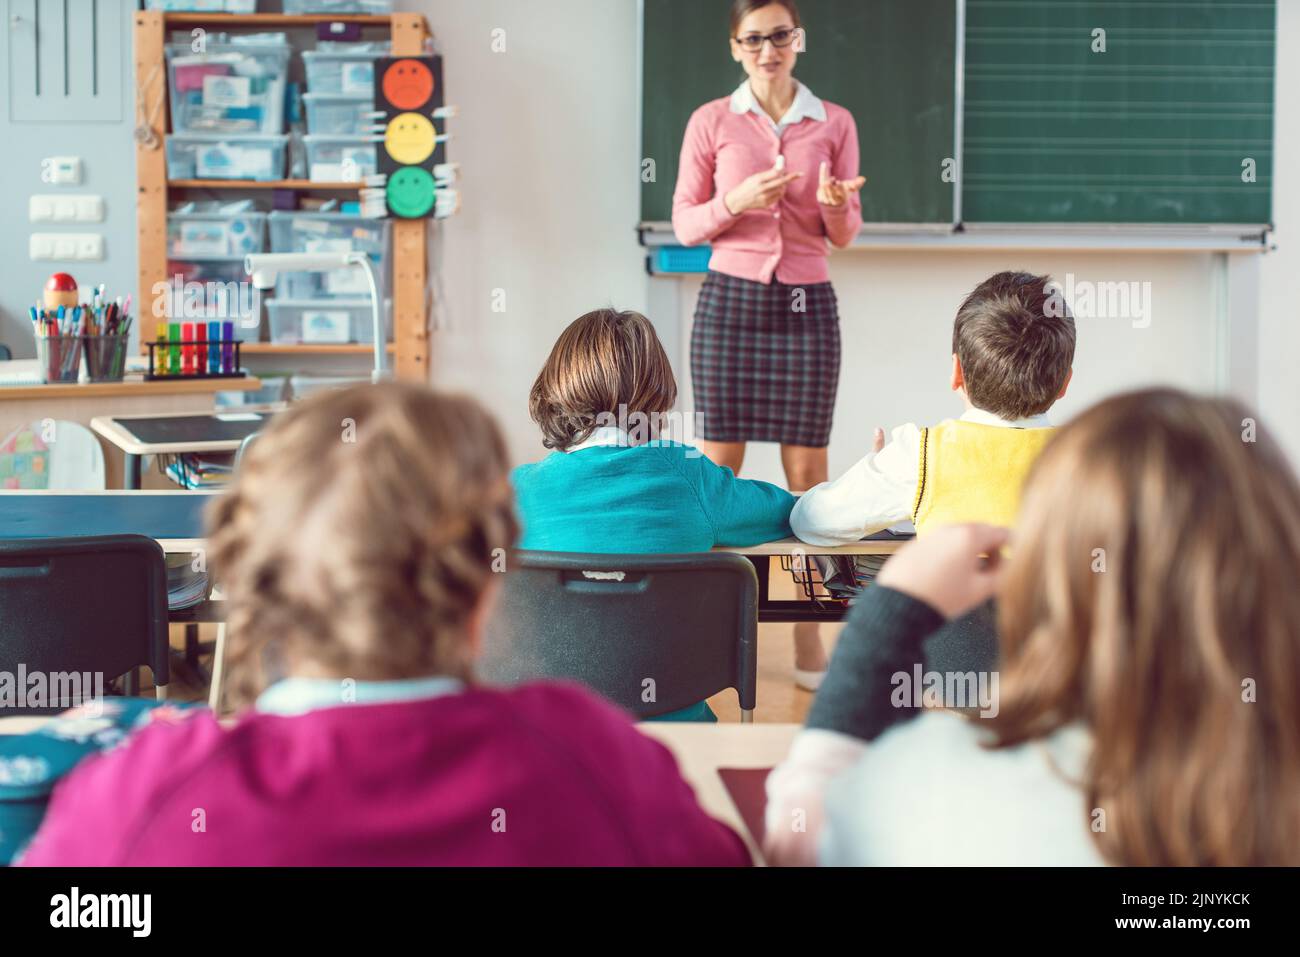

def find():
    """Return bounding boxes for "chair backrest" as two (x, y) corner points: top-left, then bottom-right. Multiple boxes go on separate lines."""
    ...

(0, 536), (169, 713)
(0, 344), (11, 361)
(0, 420), (104, 490)
(479, 550), (758, 718)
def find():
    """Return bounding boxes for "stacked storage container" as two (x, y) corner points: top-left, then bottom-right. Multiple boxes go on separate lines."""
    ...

(265, 211), (391, 346)
(165, 205), (267, 327)
(300, 43), (388, 181)
(165, 36), (291, 181)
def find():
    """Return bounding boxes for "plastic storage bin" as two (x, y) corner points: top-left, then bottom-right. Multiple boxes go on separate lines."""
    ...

(302, 134), (380, 181)
(302, 47), (388, 96)
(167, 41), (290, 134)
(168, 211), (267, 257)
(145, 1), (256, 9)
(284, 0), (393, 16)
(217, 375), (287, 408)
(289, 373), (373, 401)
(166, 134), (288, 181)
(164, 257), (259, 325)
(302, 93), (376, 135)
(267, 299), (387, 345)
(267, 211), (390, 299)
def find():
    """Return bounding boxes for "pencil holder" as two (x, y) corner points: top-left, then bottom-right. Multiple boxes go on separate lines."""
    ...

(36, 334), (83, 384)
(84, 334), (129, 382)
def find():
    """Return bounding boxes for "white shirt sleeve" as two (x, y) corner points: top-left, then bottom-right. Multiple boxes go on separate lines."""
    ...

(789, 424), (922, 546)
(763, 728), (868, 867)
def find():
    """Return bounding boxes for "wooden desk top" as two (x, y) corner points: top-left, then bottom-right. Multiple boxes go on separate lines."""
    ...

(0, 376), (261, 401)
(638, 722), (798, 863)
(719, 536), (908, 556)
(91, 407), (276, 455)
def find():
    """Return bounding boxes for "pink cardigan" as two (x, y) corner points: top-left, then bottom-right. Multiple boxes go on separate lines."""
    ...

(18, 683), (749, 867)
(672, 96), (862, 284)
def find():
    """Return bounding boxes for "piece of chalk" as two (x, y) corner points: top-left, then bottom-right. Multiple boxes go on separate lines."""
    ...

(775, 155), (786, 171)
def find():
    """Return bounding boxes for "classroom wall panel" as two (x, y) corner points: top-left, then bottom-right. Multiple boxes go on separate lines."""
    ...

(0, 0), (136, 360)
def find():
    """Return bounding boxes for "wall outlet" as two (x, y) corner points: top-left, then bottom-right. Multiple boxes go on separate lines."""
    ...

(29, 232), (104, 261)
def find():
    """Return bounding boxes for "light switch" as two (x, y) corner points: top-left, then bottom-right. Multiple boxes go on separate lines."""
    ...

(75, 196), (105, 222)
(28, 196), (54, 221)
(29, 232), (104, 261)
(29, 235), (54, 259)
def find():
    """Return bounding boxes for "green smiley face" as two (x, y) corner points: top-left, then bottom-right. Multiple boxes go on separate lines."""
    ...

(386, 166), (437, 218)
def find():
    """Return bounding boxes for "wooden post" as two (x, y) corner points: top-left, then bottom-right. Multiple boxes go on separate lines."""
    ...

(390, 13), (431, 381)
(134, 11), (169, 353)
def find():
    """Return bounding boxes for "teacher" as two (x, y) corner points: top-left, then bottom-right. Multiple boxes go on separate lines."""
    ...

(672, 0), (864, 494)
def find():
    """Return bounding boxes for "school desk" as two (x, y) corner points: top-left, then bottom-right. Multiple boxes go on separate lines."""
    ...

(0, 369), (262, 490)
(719, 535), (909, 623)
(91, 409), (274, 489)
(637, 722), (799, 864)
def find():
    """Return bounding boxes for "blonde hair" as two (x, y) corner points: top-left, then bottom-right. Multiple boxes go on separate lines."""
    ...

(992, 388), (1300, 865)
(206, 383), (518, 710)
(528, 308), (677, 450)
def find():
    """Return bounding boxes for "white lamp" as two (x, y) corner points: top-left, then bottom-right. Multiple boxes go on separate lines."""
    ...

(244, 251), (387, 383)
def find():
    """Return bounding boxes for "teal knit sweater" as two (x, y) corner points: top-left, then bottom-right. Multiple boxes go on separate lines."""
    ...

(511, 442), (795, 721)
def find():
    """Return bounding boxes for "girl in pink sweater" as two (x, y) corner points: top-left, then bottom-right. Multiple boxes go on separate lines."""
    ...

(20, 384), (748, 867)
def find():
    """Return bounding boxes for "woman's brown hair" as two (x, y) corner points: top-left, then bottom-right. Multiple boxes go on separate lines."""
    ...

(528, 308), (677, 450)
(993, 388), (1300, 865)
(729, 0), (801, 34)
(206, 382), (519, 710)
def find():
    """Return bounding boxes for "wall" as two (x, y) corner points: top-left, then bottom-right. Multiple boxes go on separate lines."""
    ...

(0, 0), (138, 360)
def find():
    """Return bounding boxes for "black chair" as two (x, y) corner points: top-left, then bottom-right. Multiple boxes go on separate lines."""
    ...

(0, 344), (12, 361)
(480, 550), (758, 721)
(0, 536), (170, 714)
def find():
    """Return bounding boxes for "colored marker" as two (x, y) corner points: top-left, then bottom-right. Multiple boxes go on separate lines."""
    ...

(208, 321), (221, 373)
(221, 321), (235, 374)
(182, 322), (195, 375)
(169, 322), (181, 376)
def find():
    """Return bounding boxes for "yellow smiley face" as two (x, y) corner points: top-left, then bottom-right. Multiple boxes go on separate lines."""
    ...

(383, 112), (436, 165)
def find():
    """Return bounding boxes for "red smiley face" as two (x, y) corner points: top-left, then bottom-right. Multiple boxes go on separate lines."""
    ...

(381, 59), (434, 110)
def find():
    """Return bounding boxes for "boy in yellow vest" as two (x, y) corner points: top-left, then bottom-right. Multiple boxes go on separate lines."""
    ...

(792, 271), (1075, 543)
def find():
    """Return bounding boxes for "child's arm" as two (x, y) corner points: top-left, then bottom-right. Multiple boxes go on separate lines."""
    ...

(671, 108), (740, 246)
(790, 424), (921, 546)
(676, 451), (796, 546)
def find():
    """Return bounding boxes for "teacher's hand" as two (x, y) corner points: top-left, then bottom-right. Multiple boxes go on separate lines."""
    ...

(724, 162), (803, 215)
(817, 161), (866, 207)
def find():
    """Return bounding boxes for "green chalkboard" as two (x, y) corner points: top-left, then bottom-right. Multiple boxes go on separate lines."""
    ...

(640, 0), (957, 227)
(962, 0), (1275, 224)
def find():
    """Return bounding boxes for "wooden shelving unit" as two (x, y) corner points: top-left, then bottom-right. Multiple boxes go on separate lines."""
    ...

(243, 342), (395, 356)
(134, 10), (431, 378)
(168, 179), (364, 191)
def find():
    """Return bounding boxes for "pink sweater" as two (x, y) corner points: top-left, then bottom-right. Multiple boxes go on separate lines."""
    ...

(672, 96), (862, 284)
(18, 683), (749, 867)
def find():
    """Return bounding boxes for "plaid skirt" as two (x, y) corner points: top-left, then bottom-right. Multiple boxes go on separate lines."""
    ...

(690, 270), (841, 447)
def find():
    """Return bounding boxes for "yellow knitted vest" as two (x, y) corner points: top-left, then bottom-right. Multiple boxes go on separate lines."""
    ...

(911, 421), (1055, 534)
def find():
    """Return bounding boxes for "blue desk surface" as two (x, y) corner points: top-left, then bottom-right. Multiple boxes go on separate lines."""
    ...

(0, 493), (215, 541)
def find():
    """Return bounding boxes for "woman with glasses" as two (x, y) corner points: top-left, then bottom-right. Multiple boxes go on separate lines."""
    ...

(672, 0), (865, 690)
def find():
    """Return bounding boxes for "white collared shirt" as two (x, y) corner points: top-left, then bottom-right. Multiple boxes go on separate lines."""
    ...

(729, 79), (827, 136)
(565, 425), (632, 453)
(256, 675), (463, 717)
(789, 407), (1053, 546)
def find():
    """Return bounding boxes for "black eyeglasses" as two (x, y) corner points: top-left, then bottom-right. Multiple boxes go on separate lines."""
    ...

(732, 28), (800, 52)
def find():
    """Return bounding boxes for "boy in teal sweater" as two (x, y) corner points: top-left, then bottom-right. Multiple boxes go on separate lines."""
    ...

(512, 308), (795, 719)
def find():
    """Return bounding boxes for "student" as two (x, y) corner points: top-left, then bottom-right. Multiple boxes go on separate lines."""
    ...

(791, 271), (1075, 544)
(767, 389), (1300, 866)
(19, 384), (750, 867)
(512, 308), (797, 720)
